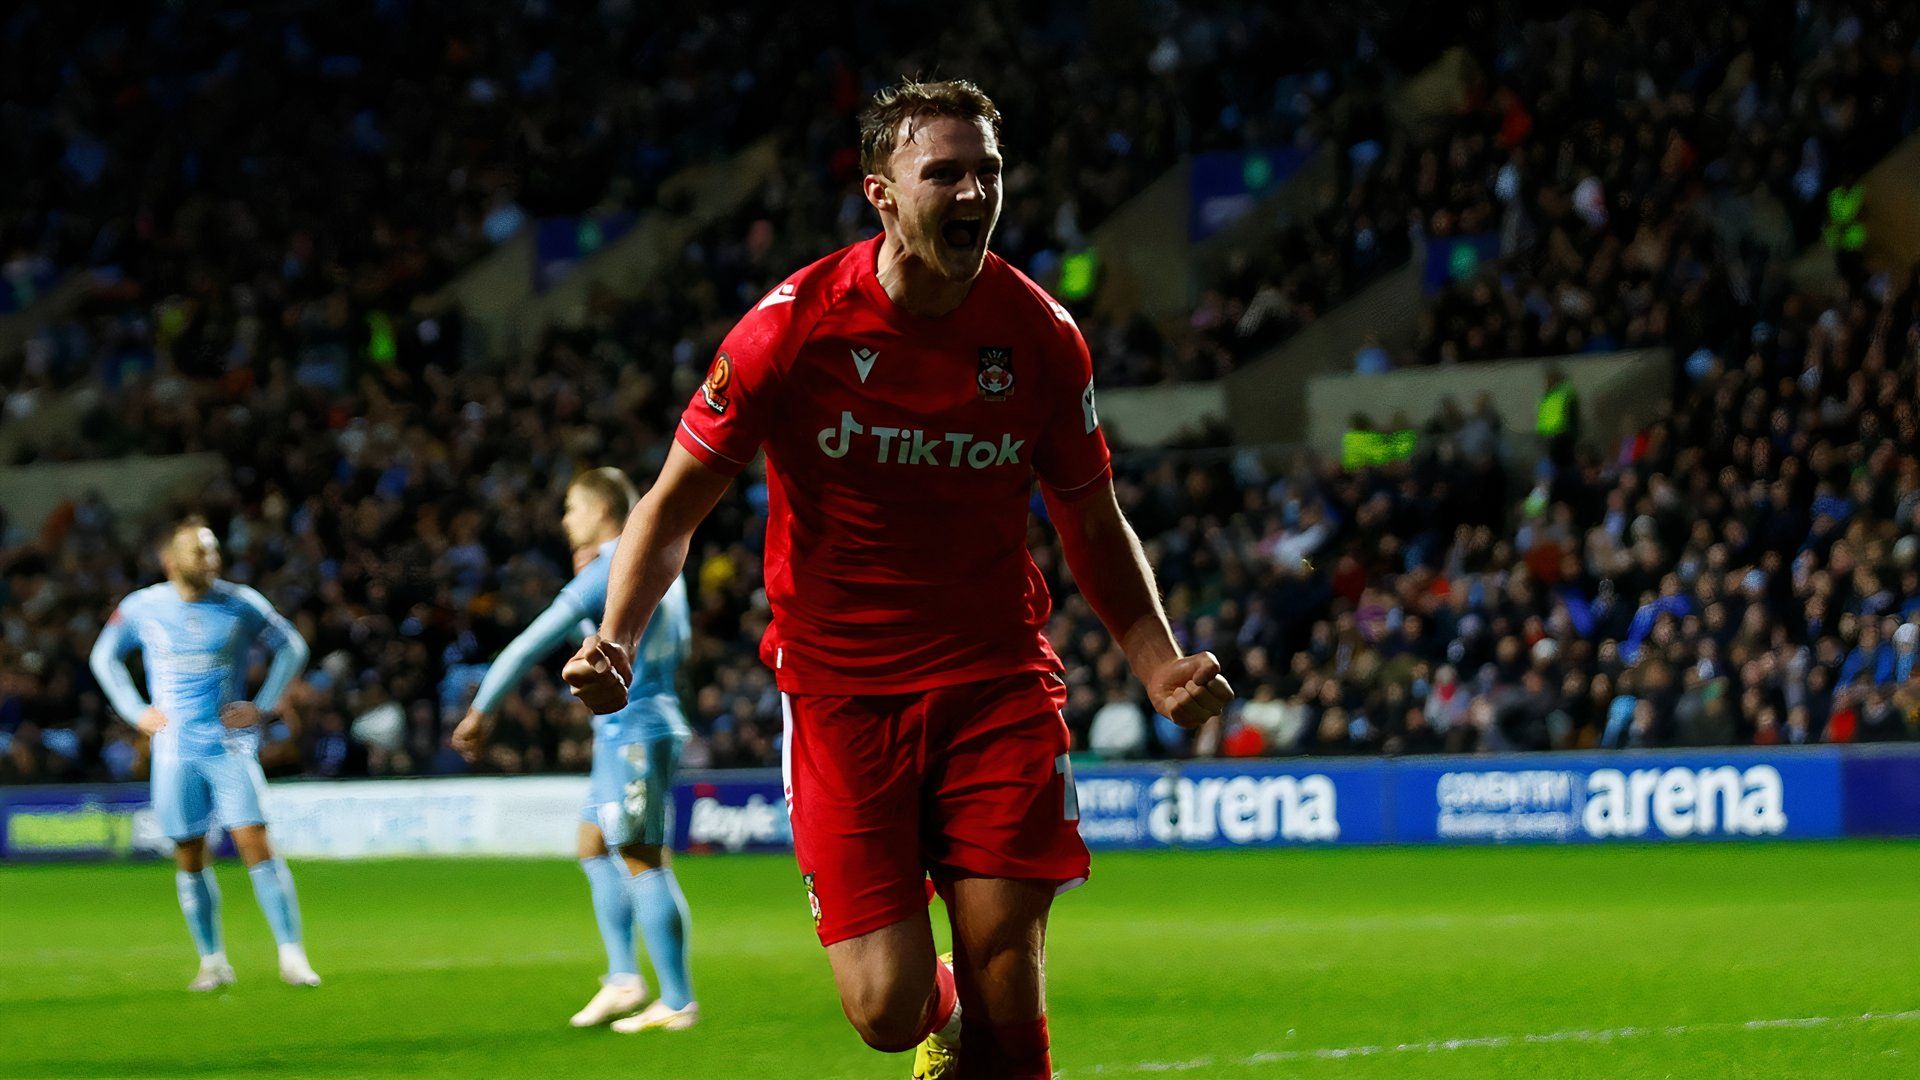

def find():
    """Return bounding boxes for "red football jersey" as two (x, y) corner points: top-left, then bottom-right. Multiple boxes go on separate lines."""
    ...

(675, 234), (1112, 694)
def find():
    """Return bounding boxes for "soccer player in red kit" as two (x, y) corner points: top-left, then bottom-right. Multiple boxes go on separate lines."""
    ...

(563, 79), (1233, 1077)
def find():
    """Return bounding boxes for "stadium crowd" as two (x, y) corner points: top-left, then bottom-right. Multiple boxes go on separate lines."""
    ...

(1176, 0), (1920, 382)
(5, 2), (1920, 785)
(1, 0), (1415, 406)
(1410, 0), (1920, 368)
(9, 257), (1920, 781)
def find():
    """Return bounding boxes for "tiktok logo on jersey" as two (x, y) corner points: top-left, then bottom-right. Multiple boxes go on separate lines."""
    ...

(816, 411), (1024, 469)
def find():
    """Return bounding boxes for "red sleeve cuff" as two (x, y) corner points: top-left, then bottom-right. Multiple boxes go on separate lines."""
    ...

(675, 420), (752, 477)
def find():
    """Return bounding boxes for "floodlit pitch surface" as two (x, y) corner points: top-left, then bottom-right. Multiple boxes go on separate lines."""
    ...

(4, 843), (1916, 1078)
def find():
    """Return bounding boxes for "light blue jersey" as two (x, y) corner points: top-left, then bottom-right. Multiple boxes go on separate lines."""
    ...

(90, 581), (310, 759)
(470, 540), (691, 848)
(89, 580), (310, 841)
(470, 540), (693, 747)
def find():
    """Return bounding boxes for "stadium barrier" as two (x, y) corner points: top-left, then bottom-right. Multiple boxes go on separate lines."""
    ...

(5, 746), (1919, 862)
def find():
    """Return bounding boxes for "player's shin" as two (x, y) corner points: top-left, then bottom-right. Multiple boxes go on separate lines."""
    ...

(175, 868), (224, 958)
(247, 857), (304, 945)
(580, 856), (641, 982)
(626, 867), (695, 1008)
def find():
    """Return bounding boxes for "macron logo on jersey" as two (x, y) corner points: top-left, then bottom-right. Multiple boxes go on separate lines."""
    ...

(757, 282), (799, 310)
(851, 347), (878, 384)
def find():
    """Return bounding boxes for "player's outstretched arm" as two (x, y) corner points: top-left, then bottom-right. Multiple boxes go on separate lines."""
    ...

(454, 596), (591, 759)
(563, 443), (732, 714)
(1044, 480), (1235, 728)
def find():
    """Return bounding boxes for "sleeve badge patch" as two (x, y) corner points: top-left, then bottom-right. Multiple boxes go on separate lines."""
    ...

(701, 352), (733, 414)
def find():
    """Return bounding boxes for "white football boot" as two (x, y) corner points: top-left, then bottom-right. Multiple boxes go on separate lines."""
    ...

(611, 999), (700, 1034)
(570, 975), (648, 1027)
(278, 943), (322, 987)
(188, 953), (236, 992)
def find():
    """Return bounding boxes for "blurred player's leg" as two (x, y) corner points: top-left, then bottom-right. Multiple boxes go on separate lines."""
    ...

(175, 862), (224, 957)
(572, 821), (647, 1027)
(627, 866), (693, 1004)
(162, 759), (233, 990)
(172, 833), (233, 992)
(944, 878), (1054, 1080)
(231, 823), (319, 987)
(219, 756), (318, 985)
(609, 738), (699, 1034)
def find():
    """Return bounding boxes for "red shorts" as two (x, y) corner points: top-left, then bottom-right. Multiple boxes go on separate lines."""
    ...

(782, 671), (1091, 946)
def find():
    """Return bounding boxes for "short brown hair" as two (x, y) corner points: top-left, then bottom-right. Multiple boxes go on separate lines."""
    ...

(570, 467), (639, 520)
(858, 78), (1001, 177)
(161, 514), (211, 553)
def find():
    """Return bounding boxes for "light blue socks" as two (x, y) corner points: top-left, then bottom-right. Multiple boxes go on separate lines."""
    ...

(581, 856), (640, 979)
(175, 868), (223, 957)
(628, 867), (695, 1008)
(246, 857), (304, 946)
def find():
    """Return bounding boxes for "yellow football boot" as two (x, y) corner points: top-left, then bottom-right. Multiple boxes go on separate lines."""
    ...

(911, 953), (960, 1079)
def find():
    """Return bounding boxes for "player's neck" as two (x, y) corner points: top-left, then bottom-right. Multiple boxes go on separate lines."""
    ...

(170, 579), (212, 602)
(875, 233), (972, 318)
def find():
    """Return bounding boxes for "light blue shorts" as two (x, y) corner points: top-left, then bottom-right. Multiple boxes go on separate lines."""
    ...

(151, 750), (268, 842)
(583, 736), (681, 848)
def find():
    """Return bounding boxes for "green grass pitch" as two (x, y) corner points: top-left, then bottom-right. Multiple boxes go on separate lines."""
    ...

(4, 842), (1917, 1078)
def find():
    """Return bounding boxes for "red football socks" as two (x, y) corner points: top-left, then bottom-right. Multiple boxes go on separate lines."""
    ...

(914, 955), (960, 1044)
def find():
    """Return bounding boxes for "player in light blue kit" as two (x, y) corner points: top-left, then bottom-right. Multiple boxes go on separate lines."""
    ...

(452, 468), (698, 1033)
(88, 516), (318, 992)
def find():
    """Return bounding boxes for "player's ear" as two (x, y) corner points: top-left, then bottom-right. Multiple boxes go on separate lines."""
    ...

(863, 173), (894, 214)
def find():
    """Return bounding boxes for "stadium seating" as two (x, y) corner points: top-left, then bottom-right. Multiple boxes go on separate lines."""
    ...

(4, 2), (1920, 784)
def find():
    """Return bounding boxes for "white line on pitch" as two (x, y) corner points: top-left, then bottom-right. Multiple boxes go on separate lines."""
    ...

(1061, 1010), (1920, 1075)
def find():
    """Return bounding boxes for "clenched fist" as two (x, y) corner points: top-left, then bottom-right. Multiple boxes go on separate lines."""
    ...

(1148, 651), (1235, 729)
(450, 708), (493, 762)
(562, 634), (633, 716)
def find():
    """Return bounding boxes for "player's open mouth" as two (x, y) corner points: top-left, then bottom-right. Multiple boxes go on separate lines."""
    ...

(941, 217), (983, 250)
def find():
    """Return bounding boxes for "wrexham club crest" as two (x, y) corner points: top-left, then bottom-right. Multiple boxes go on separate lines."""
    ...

(977, 346), (1014, 401)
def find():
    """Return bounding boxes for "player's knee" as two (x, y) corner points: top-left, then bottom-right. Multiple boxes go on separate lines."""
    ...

(230, 824), (273, 865)
(958, 918), (1044, 982)
(173, 838), (208, 872)
(619, 842), (665, 872)
(840, 974), (931, 1052)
